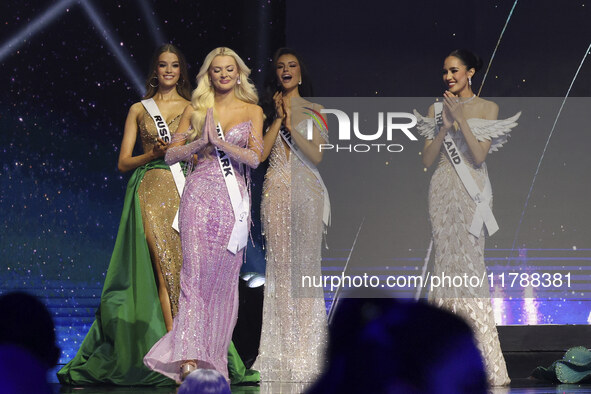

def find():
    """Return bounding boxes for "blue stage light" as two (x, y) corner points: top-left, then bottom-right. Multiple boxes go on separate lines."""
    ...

(136, 0), (167, 46)
(80, 1), (144, 94)
(0, 0), (77, 62)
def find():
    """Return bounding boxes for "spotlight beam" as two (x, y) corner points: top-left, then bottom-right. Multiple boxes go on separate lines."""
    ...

(327, 217), (365, 326)
(136, 0), (167, 46)
(478, 0), (519, 96)
(0, 0), (78, 62)
(511, 42), (591, 251)
(80, 0), (144, 95)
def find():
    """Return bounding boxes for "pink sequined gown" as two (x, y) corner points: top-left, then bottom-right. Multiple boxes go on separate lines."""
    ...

(144, 121), (254, 383)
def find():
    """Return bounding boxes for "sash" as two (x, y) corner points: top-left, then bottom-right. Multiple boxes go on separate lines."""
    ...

(434, 102), (498, 237)
(141, 98), (186, 232)
(279, 125), (331, 228)
(215, 123), (250, 254)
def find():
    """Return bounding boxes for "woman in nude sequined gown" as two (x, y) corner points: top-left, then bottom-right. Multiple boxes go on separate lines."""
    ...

(58, 44), (190, 385)
(253, 48), (328, 383)
(124, 47), (188, 331)
(417, 49), (520, 387)
(144, 47), (264, 383)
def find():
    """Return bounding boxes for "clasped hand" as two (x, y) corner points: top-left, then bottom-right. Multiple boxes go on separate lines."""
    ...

(442, 90), (466, 129)
(199, 107), (222, 147)
(274, 91), (287, 120)
(152, 137), (168, 158)
(274, 92), (292, 126)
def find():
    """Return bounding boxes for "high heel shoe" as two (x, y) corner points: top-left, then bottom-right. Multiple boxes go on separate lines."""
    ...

(180, 361), (197, 381)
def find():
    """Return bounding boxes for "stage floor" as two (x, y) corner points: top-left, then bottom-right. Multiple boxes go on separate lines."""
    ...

(49, 379), (591, 393)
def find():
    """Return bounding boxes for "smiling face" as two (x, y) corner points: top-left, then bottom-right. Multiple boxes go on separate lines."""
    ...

(442, 56), (474, 96)
(156, 51), (181, 88)
(208, 55), (239, 92)
(276, 53), (301, 92)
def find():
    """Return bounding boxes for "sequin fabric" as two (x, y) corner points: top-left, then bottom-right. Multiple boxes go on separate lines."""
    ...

(144, 121), (257, 383)
(427, 127), (510, 387)
(253, 120), (327, 383)
(137, 109), (183, 317)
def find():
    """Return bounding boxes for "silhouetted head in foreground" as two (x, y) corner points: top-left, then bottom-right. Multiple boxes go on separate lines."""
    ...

(0, 291), (60, 394)
(178, 368), (231, 394)
(0, 291), (60, 368)
(308, 292), (487, 393)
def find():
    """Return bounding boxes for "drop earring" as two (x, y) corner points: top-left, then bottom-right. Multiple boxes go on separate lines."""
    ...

(298, 79), (302, 85)
(468, 77), (472, 86)
(237, 77), (241, 85)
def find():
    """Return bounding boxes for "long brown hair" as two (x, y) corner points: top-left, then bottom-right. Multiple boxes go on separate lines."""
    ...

(142, 44), (191, 100)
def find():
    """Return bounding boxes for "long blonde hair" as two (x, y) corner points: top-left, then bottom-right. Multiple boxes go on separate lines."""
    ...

(189, 47), (258, 141)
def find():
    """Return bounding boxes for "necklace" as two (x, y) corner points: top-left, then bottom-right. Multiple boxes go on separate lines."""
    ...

(459, 94), (477, 104)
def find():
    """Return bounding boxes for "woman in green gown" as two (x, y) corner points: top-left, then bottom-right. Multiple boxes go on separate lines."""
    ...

(57, 44), (258, 386)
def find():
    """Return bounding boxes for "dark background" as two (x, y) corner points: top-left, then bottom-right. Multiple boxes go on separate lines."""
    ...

(1, 1), (590, 362)
(286, 0), (591, 97)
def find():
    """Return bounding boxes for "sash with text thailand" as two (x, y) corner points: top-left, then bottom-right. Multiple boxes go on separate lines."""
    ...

(434, 102), (498, 237)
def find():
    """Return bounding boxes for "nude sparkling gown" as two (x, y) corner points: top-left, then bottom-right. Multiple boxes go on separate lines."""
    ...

(144, 121), (256, 383)
(137, 110), (183, 316)
(254, 120), (328, 383)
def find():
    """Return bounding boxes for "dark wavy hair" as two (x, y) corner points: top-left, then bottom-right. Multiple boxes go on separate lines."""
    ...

(142, 44), (191, 100)
(448, 49), (484, 73)
(262, 47), (314, 130)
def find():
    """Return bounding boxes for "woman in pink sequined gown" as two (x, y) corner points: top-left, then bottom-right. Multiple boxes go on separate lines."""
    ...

(144, 47), (264, 383)
(253, 48), (328, 383)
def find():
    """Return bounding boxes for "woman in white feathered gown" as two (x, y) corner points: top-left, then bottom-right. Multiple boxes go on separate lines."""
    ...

(416, 49), (520, 387)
